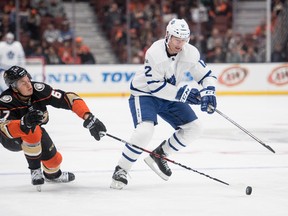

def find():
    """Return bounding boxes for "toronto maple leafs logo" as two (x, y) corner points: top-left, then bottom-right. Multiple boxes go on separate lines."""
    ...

(167, 75), (176, 85)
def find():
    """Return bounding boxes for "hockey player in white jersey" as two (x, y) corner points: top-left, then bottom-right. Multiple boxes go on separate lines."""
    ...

(0, 32), (26, 93)
(110, 18), (217, 189)
(0, 32), (26, 67)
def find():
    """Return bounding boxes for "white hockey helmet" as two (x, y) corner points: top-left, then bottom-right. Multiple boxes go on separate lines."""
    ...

(5, 32), (14, 44)
(165, 18), (190, 44)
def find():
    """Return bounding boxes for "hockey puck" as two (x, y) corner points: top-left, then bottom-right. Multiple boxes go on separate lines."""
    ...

(246, 186), (252, 195)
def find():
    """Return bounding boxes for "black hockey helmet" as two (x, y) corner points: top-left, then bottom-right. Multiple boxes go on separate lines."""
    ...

(3, 65), (32, 88)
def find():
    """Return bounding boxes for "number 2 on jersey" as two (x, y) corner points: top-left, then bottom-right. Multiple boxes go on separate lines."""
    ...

(144, 66), (152, 77)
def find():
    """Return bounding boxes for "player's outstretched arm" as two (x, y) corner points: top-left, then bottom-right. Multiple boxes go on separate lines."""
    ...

(83, 113), (107, 141)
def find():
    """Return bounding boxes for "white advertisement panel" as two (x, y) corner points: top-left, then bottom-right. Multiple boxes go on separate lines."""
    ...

(2, 63), (286, 96)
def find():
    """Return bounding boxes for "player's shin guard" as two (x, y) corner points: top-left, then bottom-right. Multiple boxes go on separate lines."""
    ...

(21, 127), (43, 172)
(117, 122), (154, 172)
(42, 152), (75, 183)
(22, 141), (42, 161)
(162, 120), (203, 155)
(112, 122), (154, 189)
(145, 120), (202, 180)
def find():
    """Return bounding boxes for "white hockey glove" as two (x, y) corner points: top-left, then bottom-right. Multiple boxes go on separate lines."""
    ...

(200, 86), (216, 114)
(176, 85), (201, 105)
(83, 113), (107, 141)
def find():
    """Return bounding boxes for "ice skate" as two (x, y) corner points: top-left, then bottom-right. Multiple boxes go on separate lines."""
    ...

(44, 170), (75, 183)
(144, 141), (172, 181)
(31, 168), (44, 192)
(110, 166), (128, 190)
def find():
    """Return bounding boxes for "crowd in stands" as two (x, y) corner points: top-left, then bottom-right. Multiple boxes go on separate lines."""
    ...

(0, 0), (95, 65)
(92, 0), (288, 64)
(0, 0), (287, 64)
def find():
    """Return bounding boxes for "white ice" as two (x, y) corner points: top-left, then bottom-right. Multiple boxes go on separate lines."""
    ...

(0, 96), (287, 216)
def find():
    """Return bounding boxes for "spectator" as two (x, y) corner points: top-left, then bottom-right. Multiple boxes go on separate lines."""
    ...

(58, 40), (72, 57)
(209, 46), (226, 63)
(0, 32), (26, 67)
(31, 45), (45, 59)
(214, 0), (231, 16)
(75, 37), (96, 64)
(1, 14), (13, 37)
(201, 0), (216, 31)
(222, 28), (233, 52)
(61, 50), (77, 64)
(26, 8), (41, 41)
(104, 2), (123, 37)
(42, 23), (61, 44)
(19, 0), (30, 20)
(58, 41), (81, 64)
(25, 39), (38, 56)
(44, 46), (62, 64)
(190, 1), (209, 24)
(272, 0), (284, 17)
(226, 45), (243, 63)
(47, 0), (65, 18)
(271, 43), (286, 62)
(58, 20), (74, 43)
(30, 0), (42, 8)
(36, 0), (49, 17)
(207, 27), (223, 52)
(243, 46), (259, 63)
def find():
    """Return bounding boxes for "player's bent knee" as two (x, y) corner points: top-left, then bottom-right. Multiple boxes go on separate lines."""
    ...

(22, 126), (42, 144)
(180, 120), (203, 142)
(130, 121), (154, 147)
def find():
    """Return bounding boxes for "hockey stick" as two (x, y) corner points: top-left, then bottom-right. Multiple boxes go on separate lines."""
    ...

(212, 107), (275, 154)
(105, 133), (229, 186)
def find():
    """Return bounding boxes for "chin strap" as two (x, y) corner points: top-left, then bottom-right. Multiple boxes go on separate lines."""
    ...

(13, 89), (32, 103)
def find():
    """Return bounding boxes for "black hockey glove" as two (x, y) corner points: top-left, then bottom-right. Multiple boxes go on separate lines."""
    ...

(20, 110), (44, 134)
(83, 113), (107, 141)
(176, 85), (201, 105)
(200, 86), (217, 114)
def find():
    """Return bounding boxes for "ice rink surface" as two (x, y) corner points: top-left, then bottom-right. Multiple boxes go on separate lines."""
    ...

(0, 96), (287, 216)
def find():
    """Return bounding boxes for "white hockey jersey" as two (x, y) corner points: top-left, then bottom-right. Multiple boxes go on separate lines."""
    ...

(130, 39), (217, 101)
(0, 41), (26, 68)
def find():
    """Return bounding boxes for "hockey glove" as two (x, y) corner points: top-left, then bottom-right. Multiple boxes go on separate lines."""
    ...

(20, 110), (44, 134)
(175, 85), (201, 105)
(200, 86), (217, 114)
(83, 113), (107, 141)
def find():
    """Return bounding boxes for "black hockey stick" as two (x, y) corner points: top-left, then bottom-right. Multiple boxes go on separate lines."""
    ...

(212, 107), (275, 154)
(105, 133), (229, 186)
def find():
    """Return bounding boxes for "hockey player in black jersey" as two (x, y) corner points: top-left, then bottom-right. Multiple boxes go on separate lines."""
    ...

(0, 65), (107, 189)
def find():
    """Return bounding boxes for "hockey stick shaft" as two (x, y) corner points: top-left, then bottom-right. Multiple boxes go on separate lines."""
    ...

(105, 133), (229, 186)
(213, 107), (275, 153)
